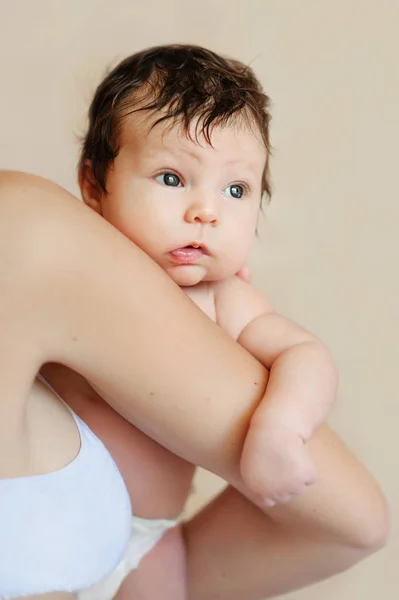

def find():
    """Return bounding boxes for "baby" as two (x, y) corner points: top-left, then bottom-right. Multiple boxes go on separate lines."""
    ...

(78, 43), (338, 597)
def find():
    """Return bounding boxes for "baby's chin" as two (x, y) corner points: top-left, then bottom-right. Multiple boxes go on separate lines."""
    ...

(165, 264), (207, 287)
(165, 263), (236, 287)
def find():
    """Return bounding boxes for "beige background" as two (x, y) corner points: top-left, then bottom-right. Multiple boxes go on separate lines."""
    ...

(1, 0), (397, 598)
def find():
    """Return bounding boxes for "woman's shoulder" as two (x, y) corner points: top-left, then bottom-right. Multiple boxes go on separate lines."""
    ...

(0, 170), (76, 204)
(0, 171), (84, 254)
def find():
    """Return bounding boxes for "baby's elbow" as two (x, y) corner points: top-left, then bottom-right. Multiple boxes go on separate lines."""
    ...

(363, 501), (390, 553)
(352, 489), (390, 554)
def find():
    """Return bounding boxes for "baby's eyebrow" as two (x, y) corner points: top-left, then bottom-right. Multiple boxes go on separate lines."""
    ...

(143, 148), (263, 179)
(224, 158), (259, 169)
(222, 159), (264, 181)
(143, 148), (190, 162)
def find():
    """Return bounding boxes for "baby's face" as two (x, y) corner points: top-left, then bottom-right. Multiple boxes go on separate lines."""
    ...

(95, 112), (266, 287)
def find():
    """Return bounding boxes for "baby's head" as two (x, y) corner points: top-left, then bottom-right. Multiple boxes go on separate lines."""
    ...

(79, 44), (272, 287)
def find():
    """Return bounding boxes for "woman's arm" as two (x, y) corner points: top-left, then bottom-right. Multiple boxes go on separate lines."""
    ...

(0, 170), (267, 482)
(0, 171), (389, 550)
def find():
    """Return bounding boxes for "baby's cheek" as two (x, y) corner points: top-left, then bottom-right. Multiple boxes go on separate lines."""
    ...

(208, 257), (245, 281)
(127, 229), (162, 260)
(229, 241), (253, 270)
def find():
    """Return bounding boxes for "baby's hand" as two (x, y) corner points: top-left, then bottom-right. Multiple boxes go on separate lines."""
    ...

(236, 264), (251, 282)
(240, 418), (318, 506)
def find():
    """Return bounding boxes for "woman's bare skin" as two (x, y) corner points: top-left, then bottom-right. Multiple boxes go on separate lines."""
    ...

(0, 172), (389, 600)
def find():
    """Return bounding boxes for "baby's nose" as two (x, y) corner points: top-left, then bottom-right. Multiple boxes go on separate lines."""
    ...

(185, 203), (219, 226)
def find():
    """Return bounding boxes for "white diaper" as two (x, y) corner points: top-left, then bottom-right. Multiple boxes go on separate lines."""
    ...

(78, 515), (179, 600)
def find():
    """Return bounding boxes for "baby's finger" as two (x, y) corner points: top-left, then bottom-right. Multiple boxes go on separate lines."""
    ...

(275, 493), (293, 504)
(236, 264), (251, 282)
(263, 498), (276, 508)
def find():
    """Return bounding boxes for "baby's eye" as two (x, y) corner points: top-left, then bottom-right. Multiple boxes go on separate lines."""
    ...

(223, 184), (245, 199)
(155, 172), (182, 187)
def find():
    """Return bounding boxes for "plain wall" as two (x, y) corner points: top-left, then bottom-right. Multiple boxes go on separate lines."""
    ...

(1, 1), (397, 598)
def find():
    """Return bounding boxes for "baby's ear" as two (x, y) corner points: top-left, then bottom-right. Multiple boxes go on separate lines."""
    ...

(78, 160), (103, 215)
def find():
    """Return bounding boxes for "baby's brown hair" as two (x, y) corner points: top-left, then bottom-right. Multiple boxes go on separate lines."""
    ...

(79, 44), (272, 199)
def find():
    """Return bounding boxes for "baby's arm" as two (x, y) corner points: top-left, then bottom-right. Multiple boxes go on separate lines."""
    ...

(0, 172), (388, 557)
(215, 276), (338, 504)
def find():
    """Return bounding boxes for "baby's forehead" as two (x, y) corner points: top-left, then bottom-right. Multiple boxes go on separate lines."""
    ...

(121, 111), (267, 164)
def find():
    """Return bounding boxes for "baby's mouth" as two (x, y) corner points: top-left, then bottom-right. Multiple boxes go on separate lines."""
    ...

(188, 243), (209, 253)
(169, 244), (208, 263)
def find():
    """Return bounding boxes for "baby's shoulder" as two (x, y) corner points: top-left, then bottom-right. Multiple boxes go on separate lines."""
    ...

(213, 276), (273, 340)
(183, 281), (217, 322)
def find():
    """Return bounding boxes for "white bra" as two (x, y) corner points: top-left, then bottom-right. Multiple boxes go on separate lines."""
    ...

(0, 375), (132, 599)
